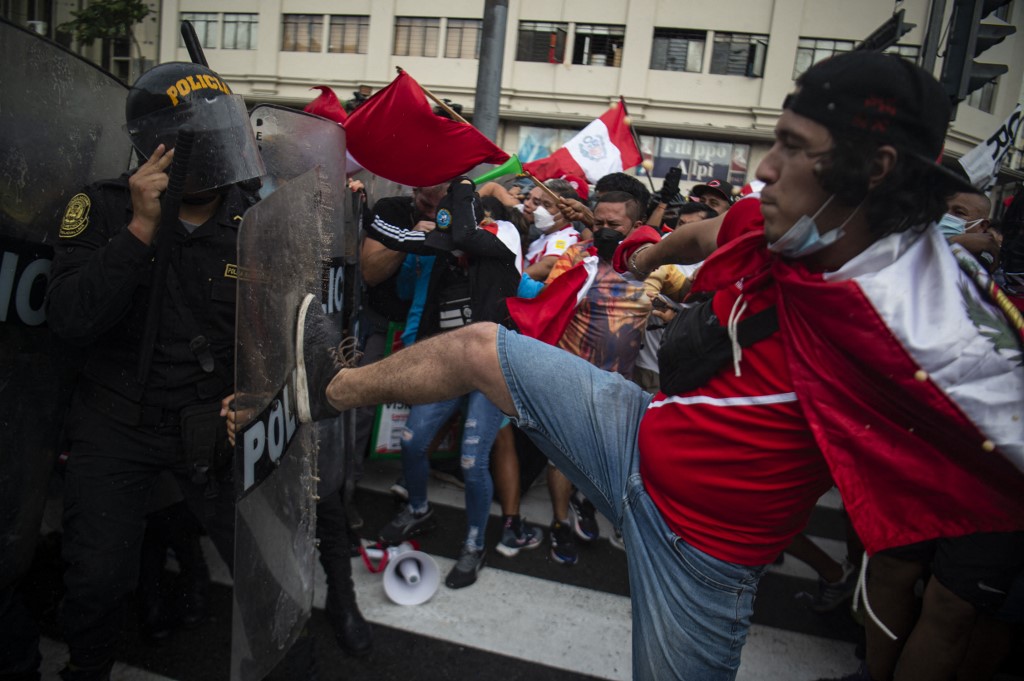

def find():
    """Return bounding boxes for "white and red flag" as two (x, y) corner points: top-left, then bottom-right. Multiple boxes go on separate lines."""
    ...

(523, 99), (642, 184)
(693, 207), (1024, 555)
(303, 74), (509, 186)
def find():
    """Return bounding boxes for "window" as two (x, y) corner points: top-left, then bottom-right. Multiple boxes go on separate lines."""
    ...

(650, 28), (706, 72)
(180, 12), (218, 49)
(110, 35), (131, 82)
(446, 18), (482, 58)
(710, 32), (768, 77)
(223, 13), (257, 50)
(516, 21), (568, 63)
(639, 134), (751, 186)
(794, 39), (920, 79)
(966, 80), (998, 114)
(329, 15), (369, 54)
(885, 44), (920, 62)
(282, 14), (323, 52)
(572, 23), (625, 67)
(793, 38), (854, 79)
(393, 17), (439, 57)
(517, 125), (578, 162)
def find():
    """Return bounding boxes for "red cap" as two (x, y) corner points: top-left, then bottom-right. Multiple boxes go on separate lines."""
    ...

(560, 174), (589, 201)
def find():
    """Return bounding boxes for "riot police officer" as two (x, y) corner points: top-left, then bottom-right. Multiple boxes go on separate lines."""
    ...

(46, 62), (262, 680)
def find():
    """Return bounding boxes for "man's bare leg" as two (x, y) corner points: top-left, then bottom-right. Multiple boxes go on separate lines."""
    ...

(325, 322), (516, 417)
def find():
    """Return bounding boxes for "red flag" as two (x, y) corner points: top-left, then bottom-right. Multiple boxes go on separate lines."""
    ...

(506, 257), (598, 345)
(523, 100), (642, 184)
(304, 85), (347, 125)
(343, 71), (509, 187)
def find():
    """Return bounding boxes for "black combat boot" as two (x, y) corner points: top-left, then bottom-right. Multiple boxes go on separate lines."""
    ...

(317, 491), (373, 657)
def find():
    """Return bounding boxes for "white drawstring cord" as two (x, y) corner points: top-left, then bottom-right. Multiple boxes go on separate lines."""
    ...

(852, 551), (898, 641)
(726, 293), (749, 377)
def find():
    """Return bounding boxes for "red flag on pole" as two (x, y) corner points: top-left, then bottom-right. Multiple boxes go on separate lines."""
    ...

(522, 100), (642, 184)
(304, 85), (347, 124)
(343, 71), (510, 187)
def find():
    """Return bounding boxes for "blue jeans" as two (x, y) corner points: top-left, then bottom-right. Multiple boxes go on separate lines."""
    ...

(401, 391), (504, 551)
(496, 325), (766, 680)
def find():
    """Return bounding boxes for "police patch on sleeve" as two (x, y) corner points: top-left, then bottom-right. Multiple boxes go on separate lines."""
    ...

(436, 208), (452, 230)
(60, 193), (91, 239)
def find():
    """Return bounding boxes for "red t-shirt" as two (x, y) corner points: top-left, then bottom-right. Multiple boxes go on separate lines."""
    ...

(638, 198), (833, 565)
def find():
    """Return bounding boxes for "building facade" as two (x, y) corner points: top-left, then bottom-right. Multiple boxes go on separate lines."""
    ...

(6, 0), (1023, 190)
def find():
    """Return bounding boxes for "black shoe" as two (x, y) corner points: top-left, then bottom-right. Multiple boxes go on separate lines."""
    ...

(445, 546), (486, 589)
(138, 603), (174, 644)
(330, 605), (373, 657)
(549, 520), (578, 565)
(178, 579), (208, 629)
(296, 294), (361, 423)
(569, 489), (600, 542)
(378, 505), (436, 545)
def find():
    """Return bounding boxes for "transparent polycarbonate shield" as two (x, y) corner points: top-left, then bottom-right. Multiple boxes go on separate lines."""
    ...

(250, 104), (354, 259)
(127, 94), (266, 194)
(0, 20), (132, 245)
(231, 168), (329, 681)
(249, 105), (360, 497)
(0, 20), (131, 590)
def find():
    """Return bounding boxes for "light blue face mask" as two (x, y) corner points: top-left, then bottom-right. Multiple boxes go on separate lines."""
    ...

(767, 195), (859, 258)
(937, 213), (984, 238)
(938, 213), (967, 238)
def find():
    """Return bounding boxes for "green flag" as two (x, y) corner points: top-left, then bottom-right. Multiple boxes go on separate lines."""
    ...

(472, 154), (524, 184)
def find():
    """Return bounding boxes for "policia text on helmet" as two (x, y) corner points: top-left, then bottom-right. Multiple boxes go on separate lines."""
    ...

(125, 62), (264, 196)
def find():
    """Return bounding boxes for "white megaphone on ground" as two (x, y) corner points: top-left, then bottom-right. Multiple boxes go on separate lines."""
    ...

(361, 541), (440, 606)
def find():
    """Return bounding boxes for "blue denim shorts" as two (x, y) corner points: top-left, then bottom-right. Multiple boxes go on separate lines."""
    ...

(496, 325), (766, 680)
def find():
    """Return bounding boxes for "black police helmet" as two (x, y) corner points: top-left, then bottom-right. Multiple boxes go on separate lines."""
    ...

(124, 62), (265, 193)
(126, 62), (232, 126)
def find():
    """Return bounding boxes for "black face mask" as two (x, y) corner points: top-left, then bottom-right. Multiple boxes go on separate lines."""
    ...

(593, 227), (625, 262)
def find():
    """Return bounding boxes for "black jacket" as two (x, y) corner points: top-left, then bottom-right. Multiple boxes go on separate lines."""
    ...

(46, 175), (255, 409)
(363, 182), (520, 340)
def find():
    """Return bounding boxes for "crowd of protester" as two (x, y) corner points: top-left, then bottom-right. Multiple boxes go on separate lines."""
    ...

(7, 47), (1023, 681)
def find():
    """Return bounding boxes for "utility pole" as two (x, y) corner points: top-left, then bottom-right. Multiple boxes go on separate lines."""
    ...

(472, 0), (508, 142)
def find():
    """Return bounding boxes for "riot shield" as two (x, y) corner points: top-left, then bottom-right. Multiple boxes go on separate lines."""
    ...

(0, 20), (131, 590)
(249, 105), (357, 497)
(231, 167), (331, 681)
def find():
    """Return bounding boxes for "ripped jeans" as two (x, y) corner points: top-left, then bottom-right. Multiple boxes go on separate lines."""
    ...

(400, 391), (504, 551)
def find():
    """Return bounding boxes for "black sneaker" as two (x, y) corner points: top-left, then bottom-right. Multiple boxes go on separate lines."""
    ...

(549, 520), (578, 565)
(296, 293), (359, 423)
(445, 546), (486, 589)
(378, 505), (436, 545)
(569, 489), (600, 542)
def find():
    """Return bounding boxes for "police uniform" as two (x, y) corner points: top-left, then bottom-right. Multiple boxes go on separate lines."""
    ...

(46, 174), (254, 678)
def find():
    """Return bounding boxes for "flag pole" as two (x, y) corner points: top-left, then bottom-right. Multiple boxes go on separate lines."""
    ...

(397, 66), (472, 125)
(522, 170), (564, 203)
(619, 97), (656, 192)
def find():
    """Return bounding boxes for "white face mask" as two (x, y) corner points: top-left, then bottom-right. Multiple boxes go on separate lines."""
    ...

(767, 194), (857, 258)
(937, 213), (984, 238)
(533, 205), (557, 230)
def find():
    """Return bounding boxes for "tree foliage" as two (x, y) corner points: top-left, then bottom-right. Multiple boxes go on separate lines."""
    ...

(59, 0), (151, 53)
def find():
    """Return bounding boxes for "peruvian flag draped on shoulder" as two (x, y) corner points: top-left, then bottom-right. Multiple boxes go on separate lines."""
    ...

(692, 210), (1024, 556)
(344, 70), (508, 186)
(506, 256), (599, 345)
(523, 98), (643, 183)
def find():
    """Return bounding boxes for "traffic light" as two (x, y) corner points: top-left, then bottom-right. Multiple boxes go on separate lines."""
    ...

(940, 0), (1016, 105)
(855, 9), (916, 52)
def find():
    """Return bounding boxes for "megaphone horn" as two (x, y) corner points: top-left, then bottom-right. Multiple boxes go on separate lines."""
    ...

(382, 549), (440, 606)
